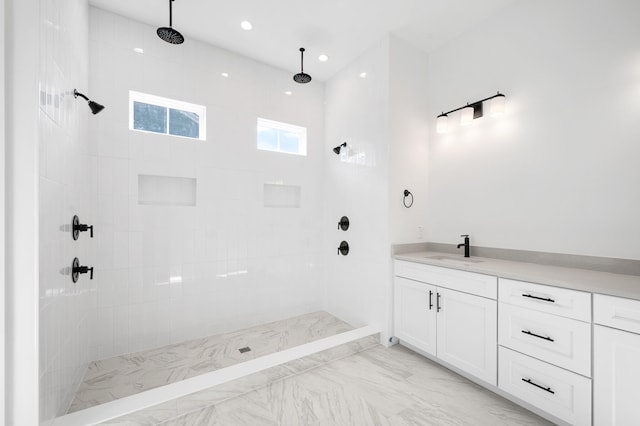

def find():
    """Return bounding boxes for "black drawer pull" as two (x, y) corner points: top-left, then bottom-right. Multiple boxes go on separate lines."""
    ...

(522, 378), (555, 394)
(522, 293), (555, 303)
(521, 330), (554, 342)
(428, 290), (433, 310)
(436, 293), (441, 312)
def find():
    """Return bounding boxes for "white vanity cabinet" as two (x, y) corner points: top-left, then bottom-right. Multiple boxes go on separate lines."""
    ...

(498, 278), (592, 426)
(393, 260), (498, 385)
(593, 294), (640, 426)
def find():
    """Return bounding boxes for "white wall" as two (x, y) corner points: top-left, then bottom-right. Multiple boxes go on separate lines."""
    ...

(37, 0), (94, 421)
(323, 37), (391, 337)
(88, 8), (325, 360)
(389, 36), (430, 244)
(5, 0), (41, 424)
(1, 0), (6, 421)
(425, 0), (640, 260)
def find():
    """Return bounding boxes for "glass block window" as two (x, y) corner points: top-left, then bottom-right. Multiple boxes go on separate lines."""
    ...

(257, 118), (307, 156)
(129, 91), (206, 140)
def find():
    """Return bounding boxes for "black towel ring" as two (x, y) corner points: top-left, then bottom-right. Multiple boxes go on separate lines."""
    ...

(403, 190), (413, 208)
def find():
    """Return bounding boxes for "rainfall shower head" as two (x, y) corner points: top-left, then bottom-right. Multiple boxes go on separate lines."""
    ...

(293, 48), (312, 84)
(74, 89), (105, 114)
(333, 142), (347, 155)
(157, 0), (184, 44)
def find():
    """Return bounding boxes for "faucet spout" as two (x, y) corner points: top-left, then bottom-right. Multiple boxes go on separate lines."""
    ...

(458, 234), (470, 258)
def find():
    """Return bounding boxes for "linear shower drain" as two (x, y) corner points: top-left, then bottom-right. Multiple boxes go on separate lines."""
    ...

(238, 346), (251, 354)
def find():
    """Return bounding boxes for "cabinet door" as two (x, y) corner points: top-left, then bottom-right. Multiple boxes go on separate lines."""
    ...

(393, 277), (437, 356)
(594, 325), (640, 426)
(436, 288), (497, 385)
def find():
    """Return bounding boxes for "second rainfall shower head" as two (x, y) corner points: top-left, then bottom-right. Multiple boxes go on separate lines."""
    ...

(293, 48), (312, 84)
(157, 0), (184, 44)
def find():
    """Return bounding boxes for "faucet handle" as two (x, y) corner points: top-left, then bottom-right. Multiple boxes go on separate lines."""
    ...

(460, 234), (469, 238)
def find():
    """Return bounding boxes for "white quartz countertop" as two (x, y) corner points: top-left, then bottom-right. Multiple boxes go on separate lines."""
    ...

(394, 251), (640, 301)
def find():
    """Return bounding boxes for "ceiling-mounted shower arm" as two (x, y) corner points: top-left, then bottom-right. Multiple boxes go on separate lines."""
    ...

(300, 48), (305, 73)
(169, 0), (174, 27)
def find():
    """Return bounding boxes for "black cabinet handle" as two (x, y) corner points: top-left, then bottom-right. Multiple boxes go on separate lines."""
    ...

(522, 293), (555, 303)
(521, 330), (555, 342)
(436, 293), (441, 312)
(522, 378), (554, 394)
(428, 290), (433, 310)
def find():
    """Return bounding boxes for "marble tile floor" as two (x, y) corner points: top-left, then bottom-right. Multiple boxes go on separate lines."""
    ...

(159, 344), (553, 426)
(68, 311), (353, 413)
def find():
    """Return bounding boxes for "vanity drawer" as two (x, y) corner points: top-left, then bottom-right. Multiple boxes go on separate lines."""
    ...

(499, 303), (591, 376)
(499, 278), (591, 321)
(594, 294), (640, 334)
(394, 260), (497, 299)
(499, 346), (591, 426)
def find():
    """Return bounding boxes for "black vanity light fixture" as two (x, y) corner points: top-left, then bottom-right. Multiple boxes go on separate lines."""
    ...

(436, 92), (505, 134)
(333, 142), (347, 155)
(74, 89), (104, 114)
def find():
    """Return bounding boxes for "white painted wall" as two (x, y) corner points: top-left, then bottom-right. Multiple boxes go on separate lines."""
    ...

(88, 8), (325, 360)
(389, 36), (430, 244)
(1, 0), (6, 421)
(425, 0), (640, 260)
(5, 0), (41, 424)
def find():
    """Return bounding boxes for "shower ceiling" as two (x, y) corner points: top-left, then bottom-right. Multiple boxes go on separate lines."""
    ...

(88, 0), (514, 81)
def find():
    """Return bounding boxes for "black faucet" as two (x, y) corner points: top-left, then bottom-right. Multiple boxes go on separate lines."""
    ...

(457, 234), (470, 258)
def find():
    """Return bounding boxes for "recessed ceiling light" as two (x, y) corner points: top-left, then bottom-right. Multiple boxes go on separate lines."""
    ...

(359, 72), (367, 78)
(284, 91), (292, 95)
(133, 47), (144, 54)
(318, 54), (329, 62)
(240, 21), (253, 31)
(221, 72), (229, 78)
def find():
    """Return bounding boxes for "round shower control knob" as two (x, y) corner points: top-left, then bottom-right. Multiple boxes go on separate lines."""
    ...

(337, 241), (350, 256)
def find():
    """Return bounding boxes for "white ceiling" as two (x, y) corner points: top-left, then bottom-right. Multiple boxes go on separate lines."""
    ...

(88, 0), (514, 81)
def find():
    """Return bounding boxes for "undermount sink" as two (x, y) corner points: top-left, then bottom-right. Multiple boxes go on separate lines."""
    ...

(424, 255), (483, 264)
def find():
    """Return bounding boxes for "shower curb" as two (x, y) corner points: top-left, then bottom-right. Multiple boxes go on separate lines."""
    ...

(51, 326), (380, 426)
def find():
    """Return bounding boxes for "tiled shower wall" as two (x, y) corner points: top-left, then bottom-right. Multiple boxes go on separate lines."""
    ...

(38, 0), (94, 421)
(88, 8), (325, 360)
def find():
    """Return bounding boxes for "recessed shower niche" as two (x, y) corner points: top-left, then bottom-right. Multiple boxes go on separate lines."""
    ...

(138, 174), (197, 206)
(263, 183), (302, 208)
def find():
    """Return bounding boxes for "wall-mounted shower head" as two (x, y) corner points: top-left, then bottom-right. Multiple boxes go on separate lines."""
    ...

(333, 142), (347, 155)
(293, 48), (312, 84)
(157, 0), (184, 44)
(74, 89), (105, 114)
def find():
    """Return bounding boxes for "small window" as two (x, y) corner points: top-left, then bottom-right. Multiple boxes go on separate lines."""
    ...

(129, 91), (206, 140)
(257, 118), (307, 156)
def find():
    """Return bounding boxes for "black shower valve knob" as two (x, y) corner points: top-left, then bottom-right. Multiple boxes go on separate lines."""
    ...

(72, 215), (94, 240)
(71, 257), (94, 283)
(337, 241), (350, 256)
(338, 216), (350, 231)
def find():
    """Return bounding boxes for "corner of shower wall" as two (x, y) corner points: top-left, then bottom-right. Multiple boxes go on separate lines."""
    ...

(37, 0), (95, 421)
(322, 36), (392, 341)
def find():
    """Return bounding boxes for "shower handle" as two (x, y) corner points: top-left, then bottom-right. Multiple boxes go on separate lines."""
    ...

(72, 257), (94, 283)
(72, 215), (94, 239)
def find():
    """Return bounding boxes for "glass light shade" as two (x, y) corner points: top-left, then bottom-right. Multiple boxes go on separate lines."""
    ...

(436, 114), (448, 134)
(460, 106), (474, 125)
(490, 94), (506, 117)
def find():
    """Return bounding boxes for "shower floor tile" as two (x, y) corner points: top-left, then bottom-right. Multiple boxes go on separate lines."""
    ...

(68, 311), (353, 413)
